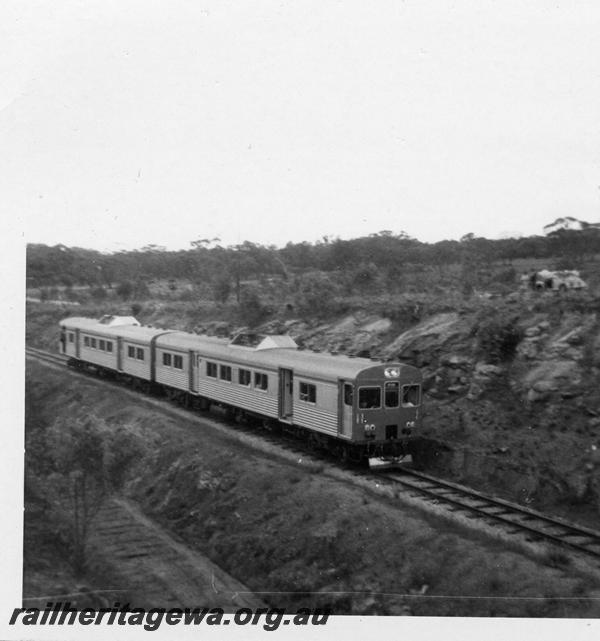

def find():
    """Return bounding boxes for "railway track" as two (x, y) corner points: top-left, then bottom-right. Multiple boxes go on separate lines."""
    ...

(374, 467), (600, 565)
(26, 345), (600, 571)
(26, 346), (68, 366)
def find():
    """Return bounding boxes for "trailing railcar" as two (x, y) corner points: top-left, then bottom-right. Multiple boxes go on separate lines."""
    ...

(59, 316), (422, 462)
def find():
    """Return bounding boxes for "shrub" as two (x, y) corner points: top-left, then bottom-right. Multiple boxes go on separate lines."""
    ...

(239, 285), (269, 327)
(90, 286), (107, 301)
(134, 280), (150, 299)
(351, 262), (381, 294)
(475, 313), (523, 363)
(116, 281), (134, 299)
(40, 416), (143, 571)
(294, 272), (339, 317)
(212, 274), (232, 304)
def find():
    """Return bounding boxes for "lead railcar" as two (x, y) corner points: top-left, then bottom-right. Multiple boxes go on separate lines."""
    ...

(59, 316), (422, 462)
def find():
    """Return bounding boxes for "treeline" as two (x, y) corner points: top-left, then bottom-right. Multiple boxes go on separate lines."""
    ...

(27, 228), (600, 289)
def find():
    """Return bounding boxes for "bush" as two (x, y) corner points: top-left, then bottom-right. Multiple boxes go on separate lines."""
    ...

(294, 272), (339, 317)
(212, 274), (232, 304)
(475, 313), (523, 363)
(116, 281), (134, 299)
(351, 262), (381, 294)
(134, 280), (150, 299)
(39, 416), (143, 571)
(239, 285), (269, 327)
(90, 286), (107, 301)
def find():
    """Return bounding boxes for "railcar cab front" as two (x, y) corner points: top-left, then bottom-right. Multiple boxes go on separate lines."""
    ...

(348, 363), (422, 457)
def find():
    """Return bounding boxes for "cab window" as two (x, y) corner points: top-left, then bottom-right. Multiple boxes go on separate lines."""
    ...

(402, 384), (420, 407)
(385, 382), (399, 408)
(358, 387), (381, 409)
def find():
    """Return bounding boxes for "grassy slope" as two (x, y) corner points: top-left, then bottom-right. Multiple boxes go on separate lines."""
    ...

(24, 360), (600, 616)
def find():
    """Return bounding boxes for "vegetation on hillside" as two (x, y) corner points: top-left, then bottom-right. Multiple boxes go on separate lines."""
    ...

(26, 227), (600, 290)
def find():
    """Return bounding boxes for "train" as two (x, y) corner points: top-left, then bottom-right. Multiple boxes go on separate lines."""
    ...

(59, 315), (423, 463)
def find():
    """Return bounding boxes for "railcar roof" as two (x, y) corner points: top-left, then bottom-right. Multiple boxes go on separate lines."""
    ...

(60, 317), (168, 340)
(60, 317), (103, 328)
(157, 331), (388, 379)
(60, 317), (417, 380)
(104, 325), (173, 340)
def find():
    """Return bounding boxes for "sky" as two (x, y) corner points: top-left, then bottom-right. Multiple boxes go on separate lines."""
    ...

(3, 0), (600, 252)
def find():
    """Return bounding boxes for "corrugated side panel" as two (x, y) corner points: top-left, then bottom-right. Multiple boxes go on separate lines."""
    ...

(121, 357), (151, 380)
(293, 404), (338, 436)
(79, 346), (118, 370)
(197, 379), (278, 418)
(156, 365), (189, 390)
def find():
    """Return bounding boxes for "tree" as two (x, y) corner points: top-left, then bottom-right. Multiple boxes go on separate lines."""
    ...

(116, 281), (134, 299)
(351, 261), (381, 293)
(238, 285), (269, 327)
(212, 273), (232, 304)
(42, 417), (142, 571)
(294, 272), (339, 317)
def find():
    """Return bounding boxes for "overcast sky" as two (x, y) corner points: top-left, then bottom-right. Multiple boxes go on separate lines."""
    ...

(3, 0), (600, 252)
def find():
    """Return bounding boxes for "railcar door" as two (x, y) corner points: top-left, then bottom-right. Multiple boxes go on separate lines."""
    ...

(338, 380), (353, 438)
(192, 353), (201, 393)
(278, 368), (293, 421)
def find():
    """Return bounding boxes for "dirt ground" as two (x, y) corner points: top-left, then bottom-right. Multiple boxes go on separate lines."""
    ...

(23, 360), (600, 616)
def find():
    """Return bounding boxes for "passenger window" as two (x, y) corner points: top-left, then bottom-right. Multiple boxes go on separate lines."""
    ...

(254, 372), (268, 391)
(84, 336), (90, 347)
(358, 387), (381, 409)
(173, 355), (183, 370)
(106, 342), (113, 352)
(163, 353), (172, 366)
(99, 340), (105, 351)
(206, 362), (217, 378)
(220, 364), (232, 381)
(385, 382), (399, 408)
(90, 338), (97, 349)
(239, 369), (251, 386)
(68, 333), (74, 343)
(299, 382), (316, 403)
(402, 385), (420, 407)
(136, 348), (144, 360)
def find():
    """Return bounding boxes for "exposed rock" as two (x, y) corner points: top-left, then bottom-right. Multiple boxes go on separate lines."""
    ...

(532, 380), (557, 393)
(466, 383), (483, 401)
(441, 354), (473, 369)
(382, 313), (472, 367)
(361, 318), (392, 334)
(517, 339), (541, 360)
(474, 363), (503, 376)
(523, 359), (581, 403)
(524, 326), (541, 337)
